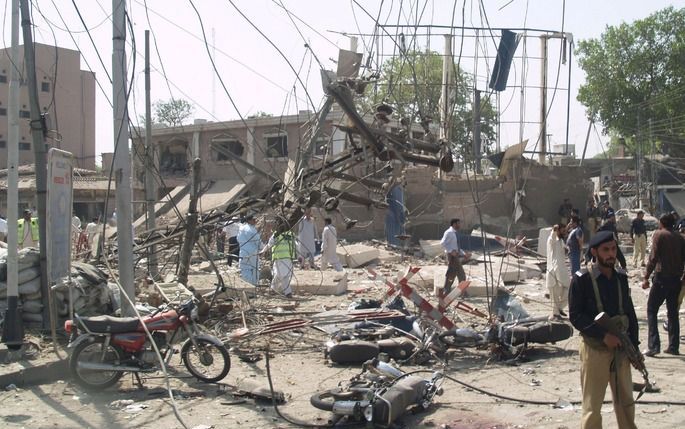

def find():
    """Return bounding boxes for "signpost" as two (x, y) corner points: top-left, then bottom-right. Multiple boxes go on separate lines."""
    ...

(46, 149), (73, 328)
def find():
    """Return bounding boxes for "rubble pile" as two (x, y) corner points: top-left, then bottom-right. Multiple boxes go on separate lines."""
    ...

(0, 248), (114, 326)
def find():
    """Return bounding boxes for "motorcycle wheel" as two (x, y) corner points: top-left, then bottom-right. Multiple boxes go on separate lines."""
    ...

(310, 388), (369, 412)
(181, 338), (231, 383)
(69, 338), (124, 390)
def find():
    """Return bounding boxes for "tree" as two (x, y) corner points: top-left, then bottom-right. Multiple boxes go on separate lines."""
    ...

(359, 49), (498, 156)
(151, 99), (194, 127)
(576, 7), (685, 156)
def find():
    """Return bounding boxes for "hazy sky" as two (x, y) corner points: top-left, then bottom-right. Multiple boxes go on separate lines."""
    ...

(2, 0), (680, 164)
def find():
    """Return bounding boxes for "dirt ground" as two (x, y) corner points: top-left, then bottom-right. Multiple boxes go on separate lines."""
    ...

(1, 248), (685, 429)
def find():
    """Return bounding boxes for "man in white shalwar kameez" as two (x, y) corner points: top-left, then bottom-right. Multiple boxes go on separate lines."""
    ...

(320, 218), (343, 271)
(264, 222), (296, 297)
(546, 224), (571, 318)
(297, 209), (317, 269)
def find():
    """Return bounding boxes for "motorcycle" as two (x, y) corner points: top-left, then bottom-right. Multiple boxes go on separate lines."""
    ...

(310, 358), (443, 426)
(64, 299), (230, 390)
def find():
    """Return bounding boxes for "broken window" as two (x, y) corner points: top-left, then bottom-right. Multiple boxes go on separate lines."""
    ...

(314, 135), (331, 157)
(265, 133), (288, 158)
(158, 139), (189, 175)
(211, 135), (244, 161)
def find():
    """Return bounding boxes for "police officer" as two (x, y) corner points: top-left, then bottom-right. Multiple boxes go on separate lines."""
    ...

(569, 231), (639, 429)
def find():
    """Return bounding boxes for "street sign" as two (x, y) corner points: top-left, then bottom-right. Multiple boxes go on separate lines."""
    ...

(46, 149), (73, 285)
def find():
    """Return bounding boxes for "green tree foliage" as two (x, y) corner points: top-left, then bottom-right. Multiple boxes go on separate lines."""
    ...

(152, 98), (194, 127)
(576, 7), (685, 156)
(360, 50), (497, 155)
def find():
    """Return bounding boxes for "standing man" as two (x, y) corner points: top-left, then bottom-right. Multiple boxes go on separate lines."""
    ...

(630, 210), (647, 268)
(546, 224), (570, 319)
(597, 210), (627, 269)
(558, 198), (573, 225)
(265, 221), (296, 297)
(586, 199), (599, 240)
(568, 231), (639, 429)
(17, 209), (39, 249)
(297, 208), (317, 269)
(84, 217), (100, 254)
(0, 214), (7, 242)
(320, 218), (343, 271)
(642, 214), (685, 356)
(440, 218), (471, 293)
(567, 216), (584, 275)
(223, 219), (240, 267)
(237, 215), (260, 285)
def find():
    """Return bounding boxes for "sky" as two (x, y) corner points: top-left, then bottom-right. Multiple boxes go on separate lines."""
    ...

(2, 0), (680, 165)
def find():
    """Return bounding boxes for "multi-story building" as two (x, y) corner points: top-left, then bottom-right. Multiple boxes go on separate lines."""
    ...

(0, 43), (96, 170)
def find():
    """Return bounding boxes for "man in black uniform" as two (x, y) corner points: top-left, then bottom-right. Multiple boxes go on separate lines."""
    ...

(569, 231), (639, 429)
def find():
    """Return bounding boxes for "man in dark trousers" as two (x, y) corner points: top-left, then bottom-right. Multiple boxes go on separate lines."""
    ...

(569, 231), (639, 429)
(630, 210), (647, 268)
(642, 213), (685, 356)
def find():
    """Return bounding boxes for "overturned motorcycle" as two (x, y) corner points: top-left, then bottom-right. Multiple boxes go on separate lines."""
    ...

(64, 299), (230, 390)
(310, 358), (443, 427)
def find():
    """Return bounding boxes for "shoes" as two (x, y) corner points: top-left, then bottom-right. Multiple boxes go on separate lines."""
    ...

(663, 321), (669, 331)
(664, 349), (680, 356)
(643, 349), (659, 357)
(558, 310), (568, 317)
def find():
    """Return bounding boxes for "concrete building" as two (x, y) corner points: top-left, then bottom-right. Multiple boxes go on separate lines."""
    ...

(0, 43), (96, 170)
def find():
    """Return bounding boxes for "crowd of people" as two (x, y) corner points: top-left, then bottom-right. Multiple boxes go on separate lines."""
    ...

(212, 209), (345, 299)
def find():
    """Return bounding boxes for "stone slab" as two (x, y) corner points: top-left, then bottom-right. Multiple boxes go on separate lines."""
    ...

(419, 240), (443, 259)
(337, 244), (380, 268)
(291, 271), (348, 295)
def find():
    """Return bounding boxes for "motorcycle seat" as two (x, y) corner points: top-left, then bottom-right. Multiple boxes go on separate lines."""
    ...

(77, 315), (140, 333)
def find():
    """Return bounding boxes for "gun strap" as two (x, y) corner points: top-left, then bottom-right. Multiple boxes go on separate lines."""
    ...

(589, 263), (623, 315)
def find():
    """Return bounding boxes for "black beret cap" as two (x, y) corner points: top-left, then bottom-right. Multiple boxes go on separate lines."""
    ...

(588, 230), (615, 249)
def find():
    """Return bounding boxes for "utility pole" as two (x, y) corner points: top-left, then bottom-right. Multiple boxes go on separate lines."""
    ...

(473, 89), (482, 173)
(112, 0), (135, 315)
(177, 158), (202, 286)
(637, 110), (642, 209)
(539, 35), (548, 164)
(2, 0), (22, 348)
(19, 0), (50, 331)
(144, 30), (158, 279)
(440, 34), (453, 142)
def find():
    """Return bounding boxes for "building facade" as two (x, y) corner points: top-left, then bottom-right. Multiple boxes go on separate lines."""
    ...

(0, 43), (96, 170)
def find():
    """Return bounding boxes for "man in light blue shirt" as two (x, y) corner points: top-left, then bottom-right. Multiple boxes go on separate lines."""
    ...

(440, 218), (471, 292)
(237, 215), (261, 285)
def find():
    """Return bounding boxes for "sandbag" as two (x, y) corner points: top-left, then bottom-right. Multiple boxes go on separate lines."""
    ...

(22, 291), (42, 301)
(21, 312), (43, 323)
(18, 247), (40, 265)
(19, 277), (41, 295)
(22, 299), (43, 314)
(18, 267), (41, 284)
(327, 340), (379, 364)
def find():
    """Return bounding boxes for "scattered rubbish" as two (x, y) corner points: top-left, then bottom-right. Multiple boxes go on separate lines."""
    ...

(123, 403), (149, 413)
(5, 383), (17, 391)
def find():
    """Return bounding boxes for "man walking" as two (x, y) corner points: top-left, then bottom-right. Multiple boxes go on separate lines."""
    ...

(569, 231), (639, 429)
(265, 221), (296, 297)
(546, 224), (570, 319)
(642, 214), (685, 356)
(237, 215), (260, 285)
(223, 219), (240, 267)
(567, 216), (584, 275)
(630, 210), (647, 268)
(440, 218), (471, 293)
(586, 199), (599, 240)
(320, 218), (343, 271)
(297, 208), (317, 269)
(18, 209), (39, 249)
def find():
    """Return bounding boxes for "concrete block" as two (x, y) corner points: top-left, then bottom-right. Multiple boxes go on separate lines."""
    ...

(419, 240), (443, 259)
(338, 244), (380, 268)
(291, 271), (348, 295)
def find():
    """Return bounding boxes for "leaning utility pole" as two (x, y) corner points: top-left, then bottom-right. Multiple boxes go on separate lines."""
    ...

(112, 0), (136, 315)
(177, 159), (202, 286)
(20, 0), (50, 331)
(439, 34), (453, 142)
(539, 35), (549, 164)
(2, 0), (22, 348)
(144, 30), (158, 279)
(473, 89), (482, 174)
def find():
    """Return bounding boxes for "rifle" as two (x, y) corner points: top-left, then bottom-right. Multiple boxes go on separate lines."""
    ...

(594, 312), (652, 399)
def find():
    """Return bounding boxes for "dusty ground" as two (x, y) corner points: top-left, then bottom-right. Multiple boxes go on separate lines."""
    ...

(1, 248), (685, 429)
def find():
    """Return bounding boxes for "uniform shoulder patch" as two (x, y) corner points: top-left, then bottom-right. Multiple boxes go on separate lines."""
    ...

(575, 268), (588, 277)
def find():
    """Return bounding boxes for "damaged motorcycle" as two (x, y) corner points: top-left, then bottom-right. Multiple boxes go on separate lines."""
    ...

(65, 298), (230, 389)
(310, 358), (443, 426)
